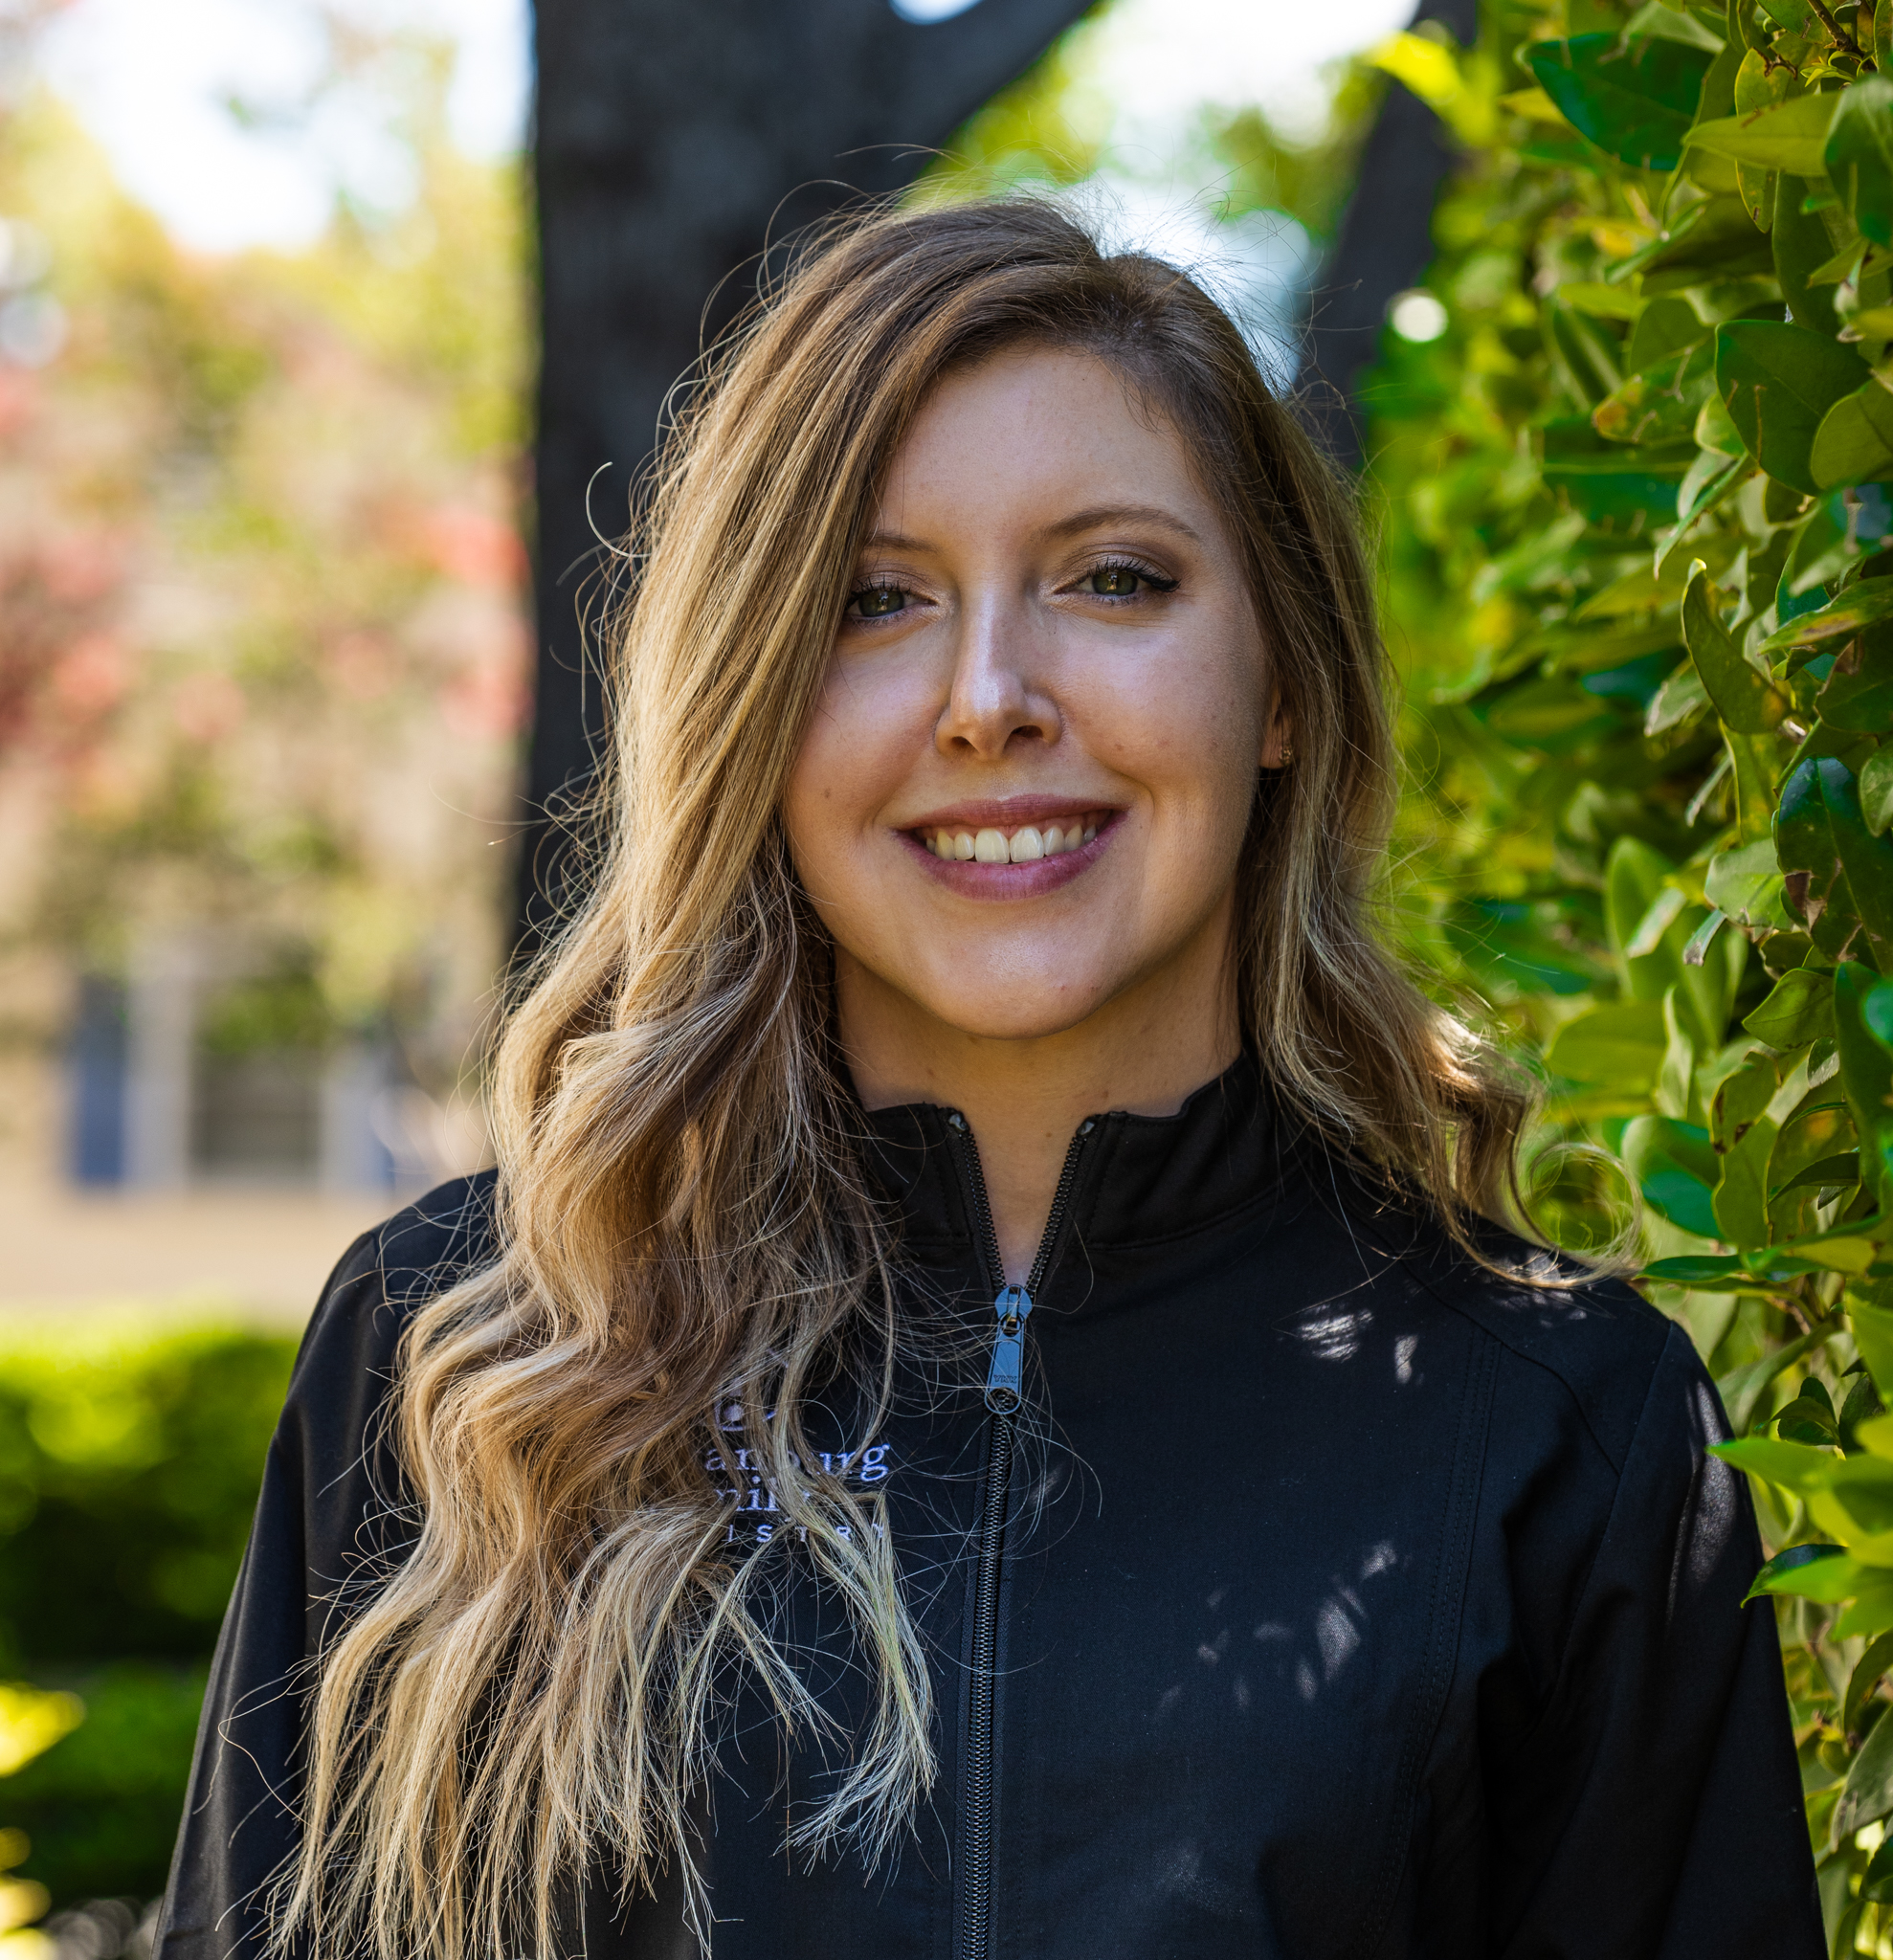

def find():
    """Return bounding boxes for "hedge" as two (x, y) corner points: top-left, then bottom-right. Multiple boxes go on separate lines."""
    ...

(1365, 0), (1893, 1940)
(0, 1320), (296, 1911)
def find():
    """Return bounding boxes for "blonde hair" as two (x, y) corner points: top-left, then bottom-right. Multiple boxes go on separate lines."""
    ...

(279, 199), (1531, 1958)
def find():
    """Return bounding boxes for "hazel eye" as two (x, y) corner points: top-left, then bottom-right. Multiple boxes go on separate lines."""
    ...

(1079, 563), (1176, 599)
(849, 585), (907, 619)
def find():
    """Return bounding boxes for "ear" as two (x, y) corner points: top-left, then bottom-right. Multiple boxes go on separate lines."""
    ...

(1258, 691), (1294, 770)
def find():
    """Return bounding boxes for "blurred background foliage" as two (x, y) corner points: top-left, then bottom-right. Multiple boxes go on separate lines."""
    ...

(0, 1325), (292, 1951)
(0, 28), (527, 1125)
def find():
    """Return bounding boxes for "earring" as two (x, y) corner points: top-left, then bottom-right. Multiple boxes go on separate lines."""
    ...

(1279, 742), (1295, 768)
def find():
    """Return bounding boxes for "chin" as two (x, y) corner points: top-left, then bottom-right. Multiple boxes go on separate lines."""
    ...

(924, 986), (1109, 1044)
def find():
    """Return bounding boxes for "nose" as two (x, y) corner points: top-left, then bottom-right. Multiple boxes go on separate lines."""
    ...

(934, 590), (1061, 760)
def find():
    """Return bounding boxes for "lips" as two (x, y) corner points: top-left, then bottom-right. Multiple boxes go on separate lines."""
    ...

(895, 801), (1120, 898)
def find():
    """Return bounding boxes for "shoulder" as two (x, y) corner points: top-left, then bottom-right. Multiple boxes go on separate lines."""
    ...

(355, 1168), (502, 1308)
(279, 1169), (501, 1455)
(1344, 1192), (1696, 1478)
(307, 1169), (499, 1339)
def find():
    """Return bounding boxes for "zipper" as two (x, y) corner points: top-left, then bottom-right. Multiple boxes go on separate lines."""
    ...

(945, 1109), (1097, 1960)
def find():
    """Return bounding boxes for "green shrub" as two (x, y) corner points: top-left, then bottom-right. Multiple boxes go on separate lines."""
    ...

(1363, 0), (1893, 1939)
(0, 1319), (295, 1909)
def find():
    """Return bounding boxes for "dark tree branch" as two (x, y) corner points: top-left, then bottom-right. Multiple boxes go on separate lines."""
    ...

(1298, 0), (1479, 470)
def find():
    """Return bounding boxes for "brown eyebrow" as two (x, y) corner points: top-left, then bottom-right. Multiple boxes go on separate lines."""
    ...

(857, 503), (1204, 557)
(1040, 502), (1205, 546)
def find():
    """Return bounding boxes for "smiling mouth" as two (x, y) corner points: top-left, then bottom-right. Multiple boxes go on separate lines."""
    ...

(914, 813), (1109, 864)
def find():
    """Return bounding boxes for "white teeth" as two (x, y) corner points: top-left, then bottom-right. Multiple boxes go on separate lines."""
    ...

(923, 815), (1103, 859)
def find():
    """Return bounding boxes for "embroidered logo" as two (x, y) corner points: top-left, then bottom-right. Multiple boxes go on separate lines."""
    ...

(705, 1401), (893, 1546)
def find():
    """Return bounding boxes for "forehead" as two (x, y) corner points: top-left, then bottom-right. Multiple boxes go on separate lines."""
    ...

(873, 344), (1211, 532)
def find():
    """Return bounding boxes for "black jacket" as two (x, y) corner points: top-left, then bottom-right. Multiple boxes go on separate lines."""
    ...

(159, 1062), (1820, 1958)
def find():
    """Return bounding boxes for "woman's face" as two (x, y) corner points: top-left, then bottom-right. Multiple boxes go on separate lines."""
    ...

(782, 344), (1281, 1061)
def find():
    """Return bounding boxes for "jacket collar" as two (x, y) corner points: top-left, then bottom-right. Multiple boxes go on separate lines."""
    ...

(858, 1054), (1292, 1270)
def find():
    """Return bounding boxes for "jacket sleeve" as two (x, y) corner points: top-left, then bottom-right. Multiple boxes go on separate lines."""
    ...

(1486, 1322), (1822, 1959)
(154, 1226), (415, 1960)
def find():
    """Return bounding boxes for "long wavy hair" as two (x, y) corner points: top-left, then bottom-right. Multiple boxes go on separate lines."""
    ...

(278, 199), (1532, 1958)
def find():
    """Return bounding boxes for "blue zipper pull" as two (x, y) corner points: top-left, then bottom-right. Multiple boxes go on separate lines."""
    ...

(985, 1284), (1034, 1414)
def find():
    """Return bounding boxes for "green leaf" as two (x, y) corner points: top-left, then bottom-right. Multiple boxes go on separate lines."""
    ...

(1777, 756), (1845, 941)
(1845, 1628), (1893, 1739)
(1714, 1050), (1785, 1243)
(1747, 965), (1837, 1045)
(1682, 559), (1791, 729)
(1593, 340), (1718, 445)
(1825, 75), (1893, 250)
(1775, 1149), (1860, 1188)
(1608, 836), (1682, 981)
(1868, 978), (1893, 1054)
(1825, 764), (1893, 953)
(1627, 293), (1711, 371)
(1645, 1252), (1746, 1280)
(1548, 301), (1624, 408)
(1545, 998), (1670, 1087)
(1861, 745), (1893, 836)
(1541, 418), (1697, 522)
(1856, 1299), (1893, 1400)
(1705, 835), (1793, 927)
(1682, 906), (1728, 967)
(1687, 91), (1840, 175)
(1832, 1568), (1893, 1638)
(1837, 1679), (1893, 1838)
(1645, 657), (1713, 731)
(1724, 1317), (1841, 1426)
(1716, 1447), (1843, 1500)
(1775, 171), (1844, 339)
(1528, 33), (1713, 169)
(1719, 1324), (1843, 1426)
(1776, 761), (1893, 962)
(1782, 1219), (1890, 1273)
(1838, 962), (1893, 1195)
(1725, 727), (1781, 846)
(1624, 1111), (1722, 1235)
(1716, 321), (1873, 496)
(1812, 382), (1893, 492)
(1776, 1392), (1841, 1442)
(1672, 446), (1748, 532)
(1760, 576), (1893, 656)
(1817, 635), (1893, 731)
(1630, 193), (1780, 290)
(1844, 1366), (1889, 1446)
(1771, 1095), (1857, 1236)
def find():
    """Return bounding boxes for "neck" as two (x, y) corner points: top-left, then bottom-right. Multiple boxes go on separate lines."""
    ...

(837, 911), (1241, 1283)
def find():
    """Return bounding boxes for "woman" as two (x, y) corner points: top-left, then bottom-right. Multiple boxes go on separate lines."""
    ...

(158, 202), (1818, 1960)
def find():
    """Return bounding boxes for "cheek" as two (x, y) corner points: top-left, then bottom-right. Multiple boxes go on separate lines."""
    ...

(1072, 630), (1265, 817)
(782, 659), (925, 870)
